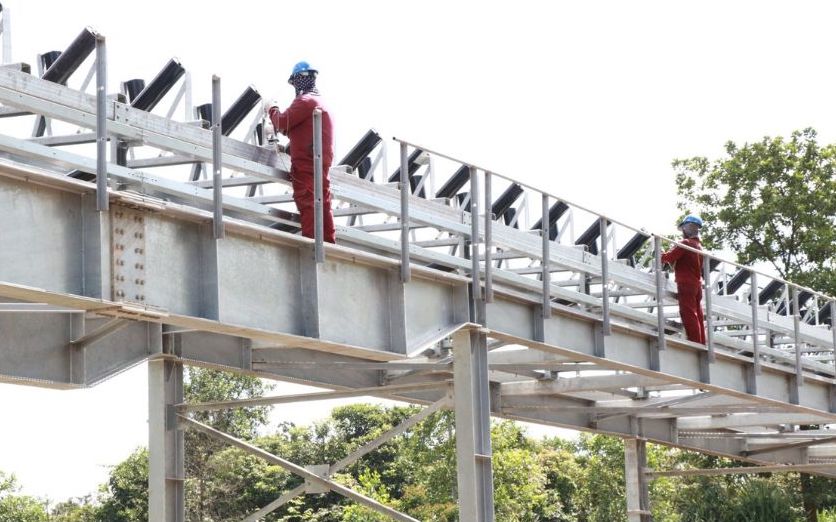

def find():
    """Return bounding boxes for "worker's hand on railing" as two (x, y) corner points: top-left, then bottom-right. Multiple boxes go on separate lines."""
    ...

(262, 100), (279, 117)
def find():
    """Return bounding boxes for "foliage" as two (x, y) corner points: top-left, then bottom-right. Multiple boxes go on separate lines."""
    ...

(185, 367), (274, 439)
(573, 433), (627, 522)
(340, 469), (401, 522)
(674, 128), (836, 520)
(95, 448), (148, 522)
(538, 439), (584, 521)
(183, 367), (274, 521)
(11, 375), (836, 521)
(0, 472), (47, 522)
(672, 127), (836, 295)
(727, 479), (801, 522)
(50, 497), (98, 522)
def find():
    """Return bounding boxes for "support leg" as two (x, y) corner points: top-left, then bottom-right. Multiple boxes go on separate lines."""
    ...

(453, 329), (495, 522)
(625, 437), (651, 522)
(149, 359), (185, 522)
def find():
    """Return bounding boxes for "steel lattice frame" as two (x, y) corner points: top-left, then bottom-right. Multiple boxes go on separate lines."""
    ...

(0, 15), (835, 521)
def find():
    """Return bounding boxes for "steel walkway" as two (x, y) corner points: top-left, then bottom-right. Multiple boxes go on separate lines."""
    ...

(0, 22), (834, 522)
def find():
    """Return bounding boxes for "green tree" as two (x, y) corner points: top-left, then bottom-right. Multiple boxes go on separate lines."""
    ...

(0, 471), (47, 522)
(673, 127), (836, 294)
(490, 421), (558, 521)
(539, 437), (584, 521)
(50, 497), (97, 522)
(728, 479), (802, 522)
(91, 367), (274, 522)
(674, 128), (836, 521)
(573, 434), (627, 522)
(95, 448), (148, 522)
(183, 367), (274, 521)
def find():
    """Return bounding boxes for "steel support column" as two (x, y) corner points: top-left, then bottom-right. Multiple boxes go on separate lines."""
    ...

(148, 359), (185, 522)
(625, 437), (651, 522)
(453, 329), (495, 522)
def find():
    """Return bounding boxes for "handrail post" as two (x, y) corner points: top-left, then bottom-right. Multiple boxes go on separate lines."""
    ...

(1, 7), (11, 65)
(469, 166), (481, 301)
(653, 236), (666, 368)
(313, 108), (324, 262)
(599, 217), (610, 335)
(484, 171), (493, 303)
(211, 75), (224, 239)
(792, 286), (804, 386)
(541, 194), (551, 319)
(95, 34), (108, 212)
(831, 300), (836, 376)
(750, 273), (761, 375)
(399, 142), (411, 282)
(703, 253), (714, 362)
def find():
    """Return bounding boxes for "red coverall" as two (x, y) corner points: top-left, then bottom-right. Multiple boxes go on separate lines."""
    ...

(661, 237), (706, 344)
(269, 94), (336, 243)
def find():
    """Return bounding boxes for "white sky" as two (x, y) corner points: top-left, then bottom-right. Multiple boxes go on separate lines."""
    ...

(3, 0), (836, 502)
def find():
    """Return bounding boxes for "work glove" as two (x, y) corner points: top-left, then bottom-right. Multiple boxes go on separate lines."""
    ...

(262, 100), (279, 117)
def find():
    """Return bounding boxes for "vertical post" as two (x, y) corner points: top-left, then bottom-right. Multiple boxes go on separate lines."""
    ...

(453, 332), (477, 522)
(541, 194), (551, 319)
(469, 166), (481, 301)
(651, 236), (665, 372)
(653, 236), (666, 351)
(211, 75), (224, 239)
(399, 142), (411, 282)
(95, 34), (108, 212)
(2, 7), (11, 65)
(313, 108), (324, 262)
(453, 330), (495, 522)
(703, 253), (715, 362)
(183, 72), (192, 122)
(792, 286), (804, 386)
(484, 172), (493, 303)
(148, 359), (185, 522)
(473, 330), (495, 522)
(624, 438), (650, 522)
(831, 300), (836, 376)
(750, 272), (761, 375)
(599, 217), (611, 335)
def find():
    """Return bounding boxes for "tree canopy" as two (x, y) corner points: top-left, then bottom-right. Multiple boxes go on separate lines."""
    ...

(673, 127), (836, 295)
(9, 396), (834, 521)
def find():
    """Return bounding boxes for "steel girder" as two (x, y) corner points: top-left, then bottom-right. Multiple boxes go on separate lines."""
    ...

(1, 162), (835, 471)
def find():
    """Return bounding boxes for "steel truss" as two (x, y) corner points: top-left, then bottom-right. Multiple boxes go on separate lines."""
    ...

(0, 17), (835, 521)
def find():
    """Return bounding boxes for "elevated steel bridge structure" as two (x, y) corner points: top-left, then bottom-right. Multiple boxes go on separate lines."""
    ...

(0, 14), (835, 521)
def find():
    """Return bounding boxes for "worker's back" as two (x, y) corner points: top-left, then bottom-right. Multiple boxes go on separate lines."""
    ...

(661, 237), (703, 285)
(272, 94), (334, 173)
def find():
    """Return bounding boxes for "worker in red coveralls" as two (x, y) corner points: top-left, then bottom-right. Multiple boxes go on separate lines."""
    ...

(266, 61), (336, 243)
(661, 215), (706, 344)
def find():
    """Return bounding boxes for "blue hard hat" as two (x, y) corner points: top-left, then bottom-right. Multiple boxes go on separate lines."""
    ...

(290, 61), (317, 78)
(679, 214), (703, 228)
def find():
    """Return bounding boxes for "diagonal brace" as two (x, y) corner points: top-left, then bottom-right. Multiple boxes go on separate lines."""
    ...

(179, 416), (419, 522)
(177, 381), (448, 413)
(241, 484), (306, 522)
(69, 317), (130, 349)
(330, 397), (449, 474)
(242, 397), (449, 521)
